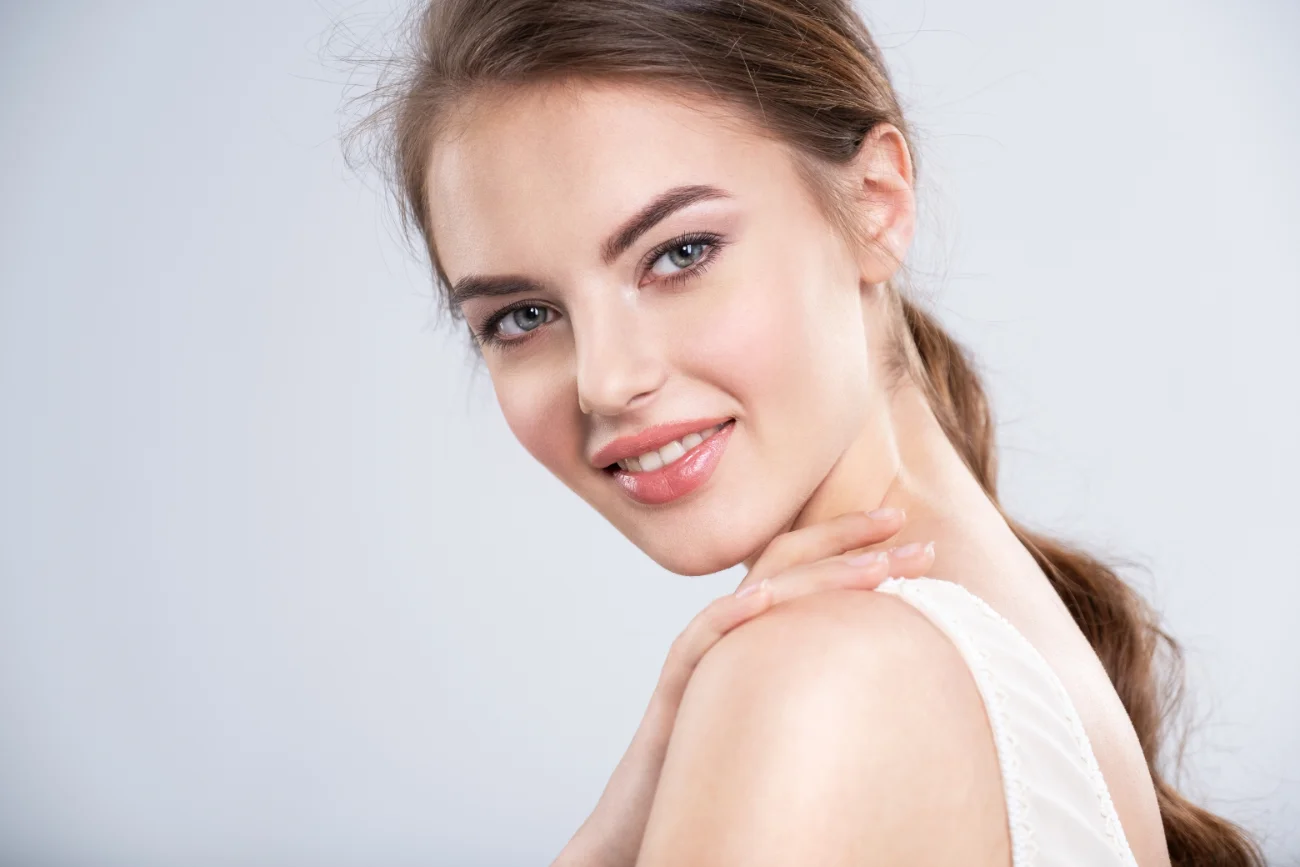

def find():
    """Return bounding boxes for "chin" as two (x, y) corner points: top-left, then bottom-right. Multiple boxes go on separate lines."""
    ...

(612, 504), (780, 577)
(574, 435), (820, 577)
(644, 541), (753, 577)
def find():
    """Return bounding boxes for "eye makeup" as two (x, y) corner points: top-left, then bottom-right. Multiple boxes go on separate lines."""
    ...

(470, 229), (730, 350)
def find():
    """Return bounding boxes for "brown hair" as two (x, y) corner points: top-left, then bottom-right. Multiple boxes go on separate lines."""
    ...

(343, 1), (1264, 862)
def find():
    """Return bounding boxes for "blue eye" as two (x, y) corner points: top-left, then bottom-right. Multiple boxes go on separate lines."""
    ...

(649, 239), (719, 282)
(650, 241), (708, 277)
(642, 231), (727, 287)
(495, 304), (554, 337)
(476, 232), (727, 351)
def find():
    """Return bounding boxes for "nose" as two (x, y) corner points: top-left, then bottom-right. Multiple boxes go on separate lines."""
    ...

(573, 302), (668, 416)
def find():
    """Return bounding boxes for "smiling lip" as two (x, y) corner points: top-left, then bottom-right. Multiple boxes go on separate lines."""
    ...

(602, 419), (735, 506)
(590, 417), (734, 468)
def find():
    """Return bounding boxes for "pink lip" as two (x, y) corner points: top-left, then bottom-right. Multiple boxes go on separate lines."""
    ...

(608, 420), (735, 506)
(590, 416), (734, 468)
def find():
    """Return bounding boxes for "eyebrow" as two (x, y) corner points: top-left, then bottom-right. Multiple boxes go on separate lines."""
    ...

(448, 184), (732, 307)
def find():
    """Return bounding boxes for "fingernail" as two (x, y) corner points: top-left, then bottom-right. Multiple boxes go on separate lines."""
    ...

(891, 542), (925, 557)
(847, 551), (887, 567)
(734, 579), (767, 599)
(866, 507), (899, 520)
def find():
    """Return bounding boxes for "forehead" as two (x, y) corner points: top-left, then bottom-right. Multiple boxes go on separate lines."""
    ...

(426, 80), (796, 278)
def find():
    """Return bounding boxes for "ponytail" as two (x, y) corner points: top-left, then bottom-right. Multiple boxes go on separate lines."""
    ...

(895, 292), (1266, 866)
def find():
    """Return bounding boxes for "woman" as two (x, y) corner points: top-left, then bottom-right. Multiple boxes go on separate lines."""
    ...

(346, 0), (1265, 863)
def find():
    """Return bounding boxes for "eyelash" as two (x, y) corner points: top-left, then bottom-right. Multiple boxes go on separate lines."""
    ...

(473, 231), (728, 350)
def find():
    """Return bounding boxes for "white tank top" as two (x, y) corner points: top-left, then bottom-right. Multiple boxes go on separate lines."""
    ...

(874, 576), (1140, 866)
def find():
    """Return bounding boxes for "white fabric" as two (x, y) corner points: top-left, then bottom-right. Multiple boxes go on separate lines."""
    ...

(874, 576), (1140, 867)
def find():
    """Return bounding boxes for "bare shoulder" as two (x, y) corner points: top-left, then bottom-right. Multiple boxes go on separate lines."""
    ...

(635, 588), (1011, 867)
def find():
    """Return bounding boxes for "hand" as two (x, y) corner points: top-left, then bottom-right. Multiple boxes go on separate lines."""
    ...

(551, 508), (935, 867)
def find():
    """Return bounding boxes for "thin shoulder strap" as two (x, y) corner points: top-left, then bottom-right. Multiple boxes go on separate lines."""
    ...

(874, 576), (1140, 867)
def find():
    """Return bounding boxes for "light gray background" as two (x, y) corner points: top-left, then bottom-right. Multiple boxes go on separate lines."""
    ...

(2, 1), (1297, 864)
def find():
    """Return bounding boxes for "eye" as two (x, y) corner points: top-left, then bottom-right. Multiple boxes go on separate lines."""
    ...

(648, 240), (710, 280)
(495, 304), (556, 337)
(640, 231), (727, 287)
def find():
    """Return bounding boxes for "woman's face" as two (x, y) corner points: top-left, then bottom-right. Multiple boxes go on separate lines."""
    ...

(428, 80), (911, 575)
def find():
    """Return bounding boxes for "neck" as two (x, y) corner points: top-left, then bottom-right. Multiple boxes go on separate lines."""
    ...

(748, 377), (1040, 600)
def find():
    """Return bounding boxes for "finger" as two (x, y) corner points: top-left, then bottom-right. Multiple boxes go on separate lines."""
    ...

(655, 540), (935, 706)
(882, 540), (937, 579)
(656, 550), (887, 705)
(742, 507), (906, 589)
(762, 548), (898, 606)
(654, 581), (774, 704)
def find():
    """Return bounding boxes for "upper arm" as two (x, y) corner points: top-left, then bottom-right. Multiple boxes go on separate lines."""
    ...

(635, 589), (1012, 867)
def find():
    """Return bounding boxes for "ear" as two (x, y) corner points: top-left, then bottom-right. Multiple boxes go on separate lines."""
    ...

(847, 123), (916, 285)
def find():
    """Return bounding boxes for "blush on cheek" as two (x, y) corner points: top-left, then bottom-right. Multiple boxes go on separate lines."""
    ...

(677, 263), (825, 404)
(670, 247), (870, 476)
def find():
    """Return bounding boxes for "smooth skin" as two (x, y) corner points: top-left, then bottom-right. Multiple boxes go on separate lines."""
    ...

(554, 508), (935, 866)
(428, 79), (1171, 865)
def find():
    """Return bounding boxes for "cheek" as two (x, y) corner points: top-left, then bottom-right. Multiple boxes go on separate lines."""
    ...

(491, 362), (583, 475)
(672, 246), (868, 420)
(670, 290), (785, 394)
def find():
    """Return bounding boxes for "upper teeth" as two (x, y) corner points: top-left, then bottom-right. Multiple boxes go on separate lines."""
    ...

(617, 424), (725, 473)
